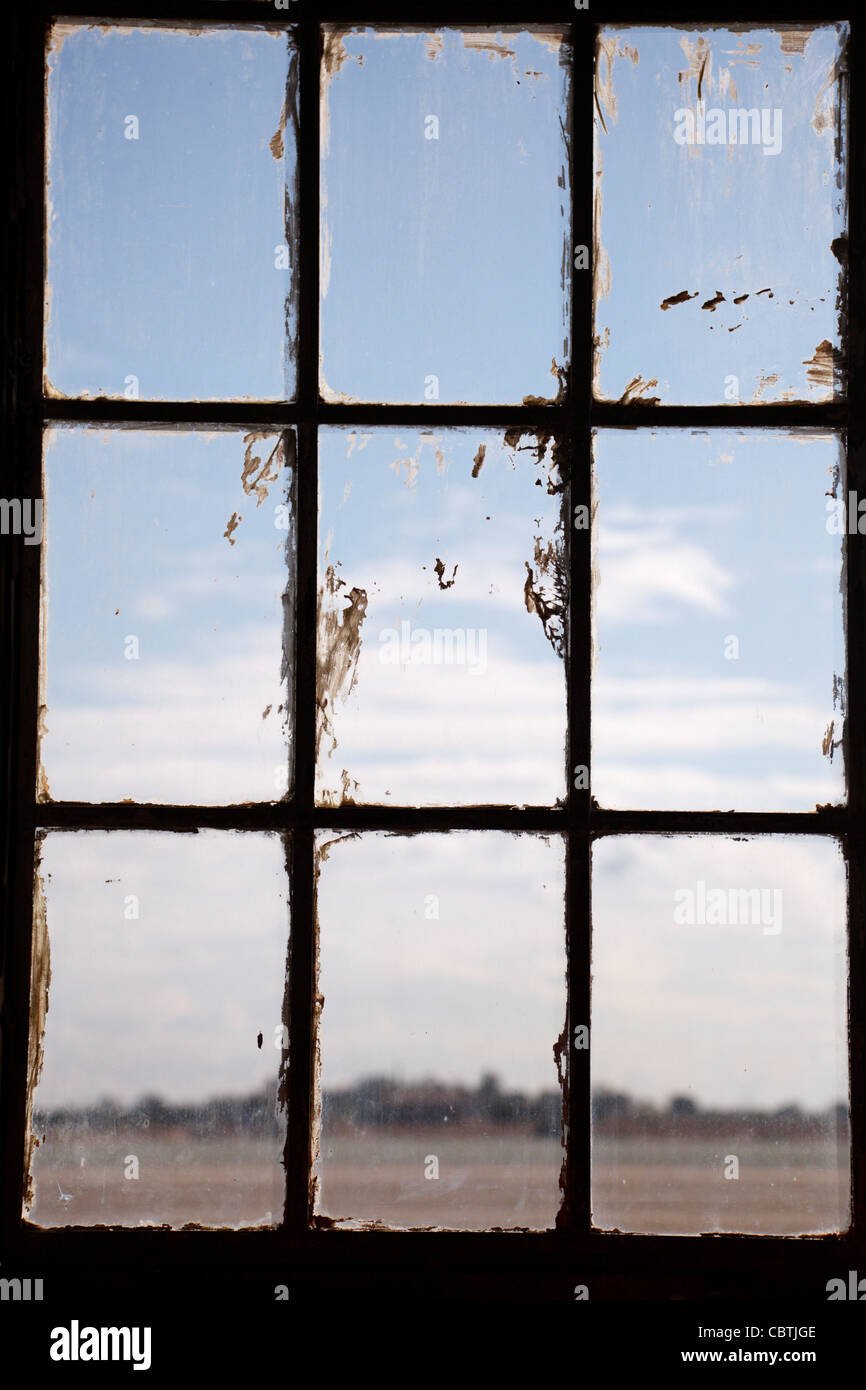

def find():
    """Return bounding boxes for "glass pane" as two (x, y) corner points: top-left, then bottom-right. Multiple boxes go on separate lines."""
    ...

(316, 427), (567, 806)
(45, 23), (297, 401)
(592, 429), (844, 811)
(594, 25), (848, 404)
(26, 830), (290, 1229)
(320, 26), (571, 404)
(314, 831), (566, 1230)
(40, 426), (294, 805)
(591, 834), (850, 1235)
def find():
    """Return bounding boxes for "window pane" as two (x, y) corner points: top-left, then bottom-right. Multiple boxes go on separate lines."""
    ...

(592, 429), (844, 810)
(594, 25), (848, 405)
(316, 427), (567, 806)
(320, 26), (571, 404)
(45, 23), (297, 401)
(314, 831), (566, 1230)
(26, 830), (290, 1229)
(40, 426), (294, 805)
(591, 834), (850, 1235)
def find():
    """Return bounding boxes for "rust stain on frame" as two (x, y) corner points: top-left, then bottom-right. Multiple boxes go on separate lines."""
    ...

(223, 431), (287, 545)
(503, 428), (568, 659)
(589, 437), (601, 681)
(23, 840), (51, 1216)
(278, 433), (297, 783)
(752, 370), (783, 402)
(322, 25), (359, 80)
(318, 30), (358, 405)
(831, 674), (846, 789)
(36, 706), (51, 802)
(36, 434), (52, 801)
(522, 358), (568, 408)
(778, 28), (812, 58)
(552, 1016), (569, 1226)
(803, 340), (842, 395)
(677, 34), (710, 104)
(320, 25), (361, 175)
(241, 431), (286, 505)
(617, 375), (661, 406)
(660, 290), (698, 311)
(423, 32), (443, 61)
(316, 564), (368, 795)
(822, 718), (842, 761)
(593, 35), (640, 389)
(830, 437), (848, 803)
(309, 832), (359, 1220)
(522, 534), (567, 658)
(462, 32), (517, 63)
(595, 32), (639, 133)
(270, 90), (287, 161)
(433, 558), (458, 590)
(226, 430), (296, 768)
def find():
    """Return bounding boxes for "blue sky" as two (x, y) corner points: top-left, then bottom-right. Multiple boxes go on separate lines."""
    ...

(592, 833), (848, 1113)
(593, 428), (844, 811)
(45, 24), (295, 400)
(31, 23), (851, 1131)
(320, 27), (570, 404)
(317, 426), (567, 806)
(594, 25), (847, 404)
(40, 425), (293, 804)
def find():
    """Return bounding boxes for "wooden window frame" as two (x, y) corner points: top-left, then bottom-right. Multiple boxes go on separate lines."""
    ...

(1, 0), (863, 1305)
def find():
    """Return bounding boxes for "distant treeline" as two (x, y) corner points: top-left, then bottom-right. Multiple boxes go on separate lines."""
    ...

(34, 1074), (848, 1140)
(323, 1073), (562, 1135)
(591, 1089), (848, 1139)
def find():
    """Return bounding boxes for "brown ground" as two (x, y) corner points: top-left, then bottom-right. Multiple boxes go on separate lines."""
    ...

(26, 1128), (849, 1234)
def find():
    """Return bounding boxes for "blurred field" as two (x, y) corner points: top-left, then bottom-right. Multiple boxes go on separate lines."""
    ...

(591, 1135), (850, 1235)
(26, 1126), (850, 1234)
(28, 1129), (285, 1229)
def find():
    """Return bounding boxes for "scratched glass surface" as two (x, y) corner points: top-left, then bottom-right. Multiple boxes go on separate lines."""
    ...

(45, 23), (297, 401)
(314, 831), (566, 1230)
(40, 426), (294, 805)
(26, 830), (290, 1229)
(593, 25), (848, 405)
(592, 430), (845, 811)
(316, 427), (567, 807)
(591, 835), (850, 1235)
(320, 27), (571, 404)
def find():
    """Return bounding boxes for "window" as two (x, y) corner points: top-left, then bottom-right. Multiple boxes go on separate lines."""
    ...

(2, 0), (865, 1328)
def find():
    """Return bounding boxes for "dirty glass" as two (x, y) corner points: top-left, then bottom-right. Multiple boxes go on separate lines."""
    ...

(316, 427), (567, 807)
(592, 828), (850, 1234)
(40, 426), (294, 805)
(313, 830), (566, 1230)
(593, 24), (848, 405)
(319, 26), (571, 404)
(592, 429), (845, 811)
(591, 834), (850, 1235)
(45, 23), (297, 401)
(26, 830), (290, 1229)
